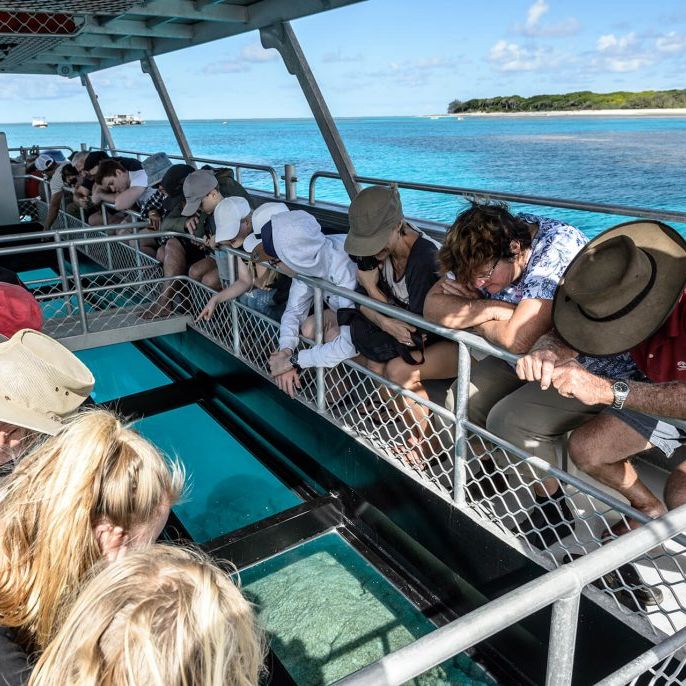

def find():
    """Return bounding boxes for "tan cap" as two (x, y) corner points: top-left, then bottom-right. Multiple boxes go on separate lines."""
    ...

(0, 329), (95, 435)
(345, 185), (404, 256)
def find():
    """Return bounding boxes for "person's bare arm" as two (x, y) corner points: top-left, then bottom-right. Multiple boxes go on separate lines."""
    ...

(113, 185), (145, 211)
(472, 298), (553, 354)
(43, 190), (63, 231)
(423, 278), (515, 329)
(550, 361), (686, 420)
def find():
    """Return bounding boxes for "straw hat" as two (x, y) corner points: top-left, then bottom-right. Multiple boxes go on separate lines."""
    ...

(553, 220), (686, 356)
(0, 329), (95, 435)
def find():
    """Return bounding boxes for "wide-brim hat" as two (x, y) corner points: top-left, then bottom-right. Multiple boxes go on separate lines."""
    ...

(553, 220), (686, 356)
(345, 185), (403, 256)
(142, 152), (173, 187)
(0, 329), (95, 435)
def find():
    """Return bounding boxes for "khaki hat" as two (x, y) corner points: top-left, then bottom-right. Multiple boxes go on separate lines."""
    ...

(181, 170), (218, 216)
(0, 329), (95, 435)
(553, 221), (686, 356)
(345, 185), (404, 256)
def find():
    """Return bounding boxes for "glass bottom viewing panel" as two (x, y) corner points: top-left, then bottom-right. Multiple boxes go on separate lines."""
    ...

(240, 533), (496, 686)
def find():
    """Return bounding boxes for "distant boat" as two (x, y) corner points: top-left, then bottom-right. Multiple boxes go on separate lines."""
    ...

(105, 113), (144, 127)
(32, 116), (48, 128)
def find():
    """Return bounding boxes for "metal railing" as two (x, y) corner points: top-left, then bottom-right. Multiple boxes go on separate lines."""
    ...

(9, 198), (686, 685)
(92, 147), (281, 198)
(332, 508), (686, 686)
(9, 145), (75, 155)
(308, 170), (686, 225)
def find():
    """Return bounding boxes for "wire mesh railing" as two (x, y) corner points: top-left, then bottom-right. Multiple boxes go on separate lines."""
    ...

(5, 199), (686, 685)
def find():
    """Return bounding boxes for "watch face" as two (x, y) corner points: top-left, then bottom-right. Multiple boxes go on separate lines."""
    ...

(613, 381), (629, 394)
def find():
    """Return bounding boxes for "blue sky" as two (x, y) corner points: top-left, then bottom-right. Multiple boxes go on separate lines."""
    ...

(2, 0), (686, 122)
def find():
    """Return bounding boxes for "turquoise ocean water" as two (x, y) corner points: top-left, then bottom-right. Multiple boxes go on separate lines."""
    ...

(3, 115), (686, 237)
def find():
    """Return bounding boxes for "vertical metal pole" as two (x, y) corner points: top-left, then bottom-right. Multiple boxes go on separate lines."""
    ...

(80, 74), (115, 150)
(68, 244), (89, 333)
(53, 230), (73, 316)
(140, 55), (196, 166)
(314, 286), (325, 411)
(260, 22), (360, 200)
(284, 163), (297, 201)
(227, 254), (240, 354)
(452, 342), (470, 505)
(545, 594), (581, 686)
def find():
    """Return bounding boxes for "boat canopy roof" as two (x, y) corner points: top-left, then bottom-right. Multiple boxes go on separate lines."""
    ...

(0, 0), (363, 77)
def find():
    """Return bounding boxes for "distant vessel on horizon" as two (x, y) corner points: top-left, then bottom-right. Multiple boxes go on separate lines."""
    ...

(31, 116), (48, 128)
(105, 112), (144, 127)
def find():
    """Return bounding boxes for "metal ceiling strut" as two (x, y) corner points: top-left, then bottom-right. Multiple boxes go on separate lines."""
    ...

(140, 54), (195, 166)
(80, 73), (115, 150)
(260, 21), (360, 200)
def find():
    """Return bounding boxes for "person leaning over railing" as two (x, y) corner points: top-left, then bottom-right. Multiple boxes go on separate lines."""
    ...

(250, 210), (358, 398)
(0, 328), (93, 476)
(516, 221), (686, 540)
(0, 410), (184, 684)
(343, 185), (456, 467)
(180, 169), (253, 291)
(28, 545), (264, 686)
(41, 152), (86, 232)
(197, 201), (291, 322)
(423, 202), (639, 548)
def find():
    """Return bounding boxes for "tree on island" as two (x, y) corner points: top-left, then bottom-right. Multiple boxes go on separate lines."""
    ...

(448, 89), (686, 113)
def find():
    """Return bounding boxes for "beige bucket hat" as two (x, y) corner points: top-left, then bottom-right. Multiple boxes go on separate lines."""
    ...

(553, 220), (686, 356)
(0, 329), (95, 435)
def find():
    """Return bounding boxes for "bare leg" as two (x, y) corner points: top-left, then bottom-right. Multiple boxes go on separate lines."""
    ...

(569, 413), (666, 524)
(385, 341), (458, 466)
(665, 460), (686, 510)
(188, 256), (216, 283)
(145, 238), (187, 317)
(201, 268), (220, 291)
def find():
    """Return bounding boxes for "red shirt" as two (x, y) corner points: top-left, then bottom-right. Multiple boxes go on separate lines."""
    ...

(631, 288), (686, 383)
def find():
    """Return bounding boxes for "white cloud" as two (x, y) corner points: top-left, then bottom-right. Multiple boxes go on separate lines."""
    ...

(517, 0), (580, 37)
(362, 56), (457, 86)
(202, 60), (250, 74)
(656, 31), (686, 54)
(239, 42), (278, 63)
(593, 32), (652, 72)
(597, 32), (637, 53)
(488, 40), (551, 71)
(526, 0), (549, 30)
(322, 48), (363, 63)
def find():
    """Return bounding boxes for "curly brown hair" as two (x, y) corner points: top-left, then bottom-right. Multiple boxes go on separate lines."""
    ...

(438, 201), (533, 284)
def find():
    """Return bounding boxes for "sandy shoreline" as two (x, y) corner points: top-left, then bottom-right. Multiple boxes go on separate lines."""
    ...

(425, 108), (686, 118)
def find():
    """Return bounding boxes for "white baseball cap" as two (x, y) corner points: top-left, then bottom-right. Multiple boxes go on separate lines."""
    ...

(243, 202), (289, 254)
(214, 197), (251, 244)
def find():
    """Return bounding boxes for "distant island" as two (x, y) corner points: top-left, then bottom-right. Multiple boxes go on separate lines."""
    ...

(448, 89), (686, 113)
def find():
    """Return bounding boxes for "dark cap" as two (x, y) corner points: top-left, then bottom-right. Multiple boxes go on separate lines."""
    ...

(345, 185), (404, 256)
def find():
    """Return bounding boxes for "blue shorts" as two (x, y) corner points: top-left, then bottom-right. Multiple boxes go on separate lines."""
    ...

(605, 408), (686, 457)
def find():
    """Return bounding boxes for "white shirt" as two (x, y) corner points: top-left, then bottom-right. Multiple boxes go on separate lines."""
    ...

(128, 169), (155, 204)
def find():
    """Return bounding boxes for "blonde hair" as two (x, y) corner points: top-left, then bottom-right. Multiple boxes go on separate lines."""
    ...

(30, 545), (264, 686)
(0, 409), (184, 649)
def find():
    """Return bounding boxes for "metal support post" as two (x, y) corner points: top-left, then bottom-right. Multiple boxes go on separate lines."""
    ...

(53, 230), (73, 316)
(68, 244), (89, 334)
(260, 22), (360, 200)
(314, 286), (325, 411)
(80, 74), (115, 150)
(545, 594), (581, 686)
(283, 163), (297, 201)
(227, 255), (241, 354)
(452, 342), (470, 505)
(140, 55), (196, 166)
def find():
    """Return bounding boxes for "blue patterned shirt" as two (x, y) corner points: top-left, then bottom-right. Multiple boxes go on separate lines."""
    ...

(489, 213), (638, 380)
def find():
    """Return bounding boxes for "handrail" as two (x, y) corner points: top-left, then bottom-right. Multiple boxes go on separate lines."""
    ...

(90, 147), (281, 198)
(9, 145), (75, 154)
(333, 505), (686, 686)
(308, 170), (686, 225)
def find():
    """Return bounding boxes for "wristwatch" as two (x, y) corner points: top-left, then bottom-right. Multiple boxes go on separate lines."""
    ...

(611, 381), (630, 409)
(289, 351), (302, 374)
